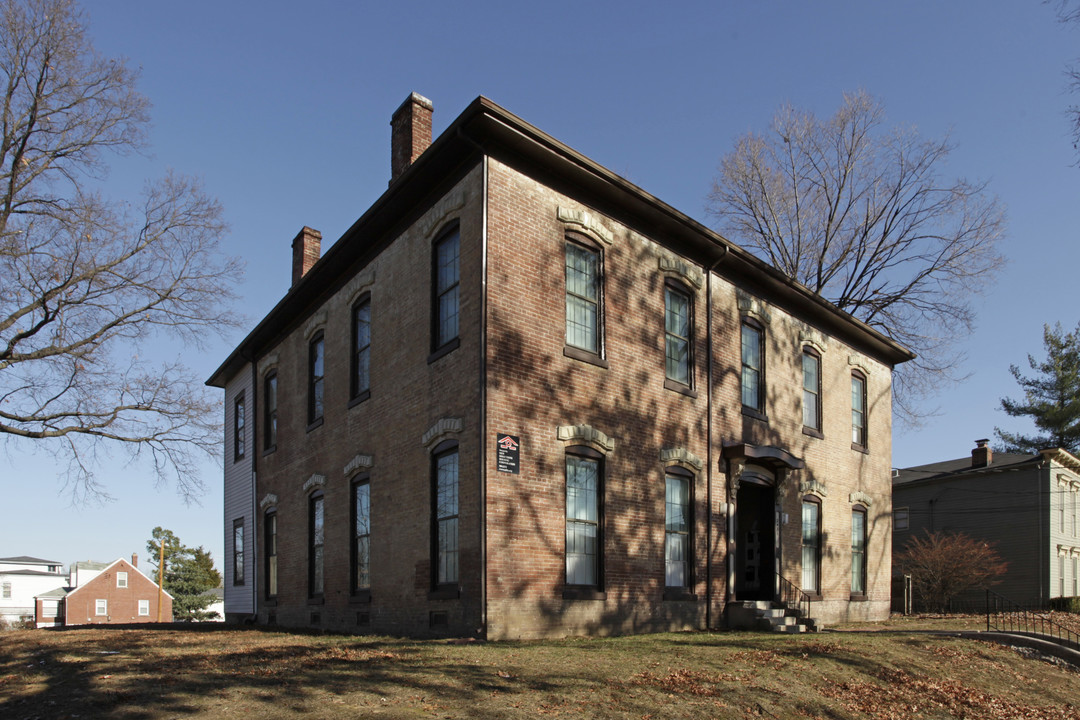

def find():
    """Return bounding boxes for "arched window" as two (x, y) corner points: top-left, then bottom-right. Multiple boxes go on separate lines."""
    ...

(351, 294), (371, 402)
(802, 348), (822, 434)
(352, 476), (371, 595)
(664, 280), (693, 388)
(801, 496), (822, 595)
(264, 509), (277, 599)
(564, 234), (606, 367)
(431, 224), (460, 356)
(309, 492), (324, 598)
(851, 370), (868, 449)
(431, 440), (459, 589)
(565, 445), (604, 591)
(851, 505), (867, 596)
(664, 466), (694, 594)
(741, 318), (765, 414)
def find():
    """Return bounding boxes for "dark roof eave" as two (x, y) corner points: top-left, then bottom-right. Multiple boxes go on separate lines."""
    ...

(208, 96), (914, 387)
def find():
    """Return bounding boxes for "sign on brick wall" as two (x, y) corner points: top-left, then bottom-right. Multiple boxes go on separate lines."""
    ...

(496, 434), (520, 474)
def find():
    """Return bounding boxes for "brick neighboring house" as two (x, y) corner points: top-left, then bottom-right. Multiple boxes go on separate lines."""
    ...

(207, 93), (914, 638)
(893, 441), (1080, 608)
(34, 557), (173, 627)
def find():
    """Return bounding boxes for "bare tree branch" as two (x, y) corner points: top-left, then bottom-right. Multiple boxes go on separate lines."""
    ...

(708, 91), (1005, 424)
(0, 0), (241, 501)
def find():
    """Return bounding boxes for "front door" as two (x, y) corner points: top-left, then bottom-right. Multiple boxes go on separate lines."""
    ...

(734, 482), (775, 601)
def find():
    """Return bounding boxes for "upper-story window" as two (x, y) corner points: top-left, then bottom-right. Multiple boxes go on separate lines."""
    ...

(565, 239), (603, 361)
(664, 282), (692, 387)
(233, 392), (246, 461)
(263, 372), (277, 451)
(351, 296), (371, 401)
(741, 319), (765, 413)
(116, 571), (128, 588)
(433, 226), (460, 353)
(802, 349), (822, 434)
(308, 333), (325, 426)
(432, 442), (459, 588)
(851, 370), (867, 449)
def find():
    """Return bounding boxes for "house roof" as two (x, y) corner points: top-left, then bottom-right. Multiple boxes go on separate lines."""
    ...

(66, 558), (174, 601)
(0, 555), (61, 565)
(207, 95), (914, 389)
(35, 586), (73, 599)
(73, 560), (110, 571)
(893, 452), (1040, 487)
(0, 569), (65, 578)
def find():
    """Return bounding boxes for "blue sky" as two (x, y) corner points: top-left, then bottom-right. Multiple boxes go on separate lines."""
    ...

(4, 0), (1078, 570)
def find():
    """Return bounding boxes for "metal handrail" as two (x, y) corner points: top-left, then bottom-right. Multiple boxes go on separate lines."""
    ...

(985, 590), (1080, 650)
(777, 572), (810, 620)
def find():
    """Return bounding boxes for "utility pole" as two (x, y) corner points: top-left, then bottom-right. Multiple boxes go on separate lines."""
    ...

(157, 540), (165, 622)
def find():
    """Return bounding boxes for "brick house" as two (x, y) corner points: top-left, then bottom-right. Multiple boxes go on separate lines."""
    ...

(894, 441), (1080, 608)
(207, 93), (913, 638)
(34, 557), (173, 627)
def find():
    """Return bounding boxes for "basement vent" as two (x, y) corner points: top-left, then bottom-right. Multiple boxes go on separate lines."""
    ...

(356, 611), (370, 627)
(310, 612), (321, 626)
(429, 611), (448, 627)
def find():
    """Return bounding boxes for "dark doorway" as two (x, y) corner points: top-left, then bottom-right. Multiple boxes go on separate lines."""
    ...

(734, 481), (775, 601)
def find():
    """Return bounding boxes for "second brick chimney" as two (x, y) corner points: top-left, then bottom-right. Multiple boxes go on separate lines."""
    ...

(390, 92), (433, 184)
(971, 438), (992, 468)
(131, 553), (138, 569)
(291, 226), (322, 287)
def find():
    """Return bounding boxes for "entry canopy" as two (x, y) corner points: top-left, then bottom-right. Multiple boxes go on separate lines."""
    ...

(721, 442), (805, 472)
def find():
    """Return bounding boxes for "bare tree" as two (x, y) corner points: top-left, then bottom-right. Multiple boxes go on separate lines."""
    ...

(707, 91), (1005, 423)
(0, 0), (240, 501)
(1048, 1), (1080, 160)
(895, 531), (1008, 613)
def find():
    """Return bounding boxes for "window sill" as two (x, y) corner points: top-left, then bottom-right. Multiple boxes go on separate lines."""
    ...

(306, 417), (324, 433)
(563, 345), (609, 369)
(562, 587), (606, 601)
(307, 596), (325, 606)
(851, 442), (869, 454)
(348, 390), (371, 409)
(663, 588), (698, 602)
(262, 445), (277, 457)
(802, 426), (823, 440)
(350, 589), (372, 604)
(263, 597), (277, 607)
(232, 581), (245, 587)
(664, 379), (698, 399)
(233, 454), (246, 464)
(428, 337), (460, 364)
(849, 594), (868, 602)
(429, 586), (460, 600)
(741, 406), (768, 423)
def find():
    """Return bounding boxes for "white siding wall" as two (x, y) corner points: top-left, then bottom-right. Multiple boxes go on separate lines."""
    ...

(224, 366), (255, 615)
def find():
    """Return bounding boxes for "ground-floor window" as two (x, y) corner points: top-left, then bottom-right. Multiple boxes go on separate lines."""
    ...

(802, 498), (821, 594)
(665, 470), (692, 588)
(138, 599), (150, 616)
(566, 448), (602, 587)
(95, 599), (107, 616)
(851, 506), (867, 595)
(42, 600), (58, 618)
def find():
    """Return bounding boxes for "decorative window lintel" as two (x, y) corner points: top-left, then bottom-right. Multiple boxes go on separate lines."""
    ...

(660, 447), (703, 471)
(849, 491), (873, 507)
(421, 191), (466, 239)
(304, 311), (328, 341)
(848, 355), (871, 376)
(658, 256), (703, 289)
(557, 206), (613, 245)
(422, 417), (462, 449)
(259, 493), (278, 510)
(557, 424), (614, 453)
(257, 353), (279, 377)
(303, 473), (327, 493)
(344, 269), (376, 307)
(736, 289), (771, 324)
(800, 479), (828, 499)
(344, 454), (374, 478)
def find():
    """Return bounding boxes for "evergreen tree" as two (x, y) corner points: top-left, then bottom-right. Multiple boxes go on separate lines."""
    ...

(995, 322), (1080, 454)
(146, 527), (221, 621)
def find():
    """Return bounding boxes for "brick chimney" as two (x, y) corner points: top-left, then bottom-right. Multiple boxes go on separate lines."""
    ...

(390, 92), (433, 184)
(291, 226), (322, 287)
(971, 438), (992, 468)
(131, 553), (138, 568)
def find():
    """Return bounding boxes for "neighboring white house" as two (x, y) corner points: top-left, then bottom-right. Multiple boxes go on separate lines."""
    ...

(0, 556), (67, 627)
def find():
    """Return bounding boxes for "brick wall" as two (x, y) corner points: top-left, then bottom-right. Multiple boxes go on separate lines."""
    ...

(253, 166), (485, 636)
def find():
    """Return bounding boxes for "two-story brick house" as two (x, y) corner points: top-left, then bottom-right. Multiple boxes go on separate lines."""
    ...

(208, 93), (913, 638)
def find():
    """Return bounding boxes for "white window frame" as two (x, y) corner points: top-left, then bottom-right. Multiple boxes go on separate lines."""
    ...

(138, 599), (150, 616)
(42, 600), (59, 618)
(116, 571), (128, 588)
(95, 598), (108, 616)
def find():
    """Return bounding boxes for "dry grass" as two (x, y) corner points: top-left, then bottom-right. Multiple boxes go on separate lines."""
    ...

(1, 618), (1077, 719)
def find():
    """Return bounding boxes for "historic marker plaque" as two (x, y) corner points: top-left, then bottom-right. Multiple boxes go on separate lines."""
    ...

(496, 433), (520, 474)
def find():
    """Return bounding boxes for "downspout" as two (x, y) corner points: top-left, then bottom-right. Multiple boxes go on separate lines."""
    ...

(704, 247), (727, 630)
(458, 127), (489, 638)
(244, 349), (259, 623)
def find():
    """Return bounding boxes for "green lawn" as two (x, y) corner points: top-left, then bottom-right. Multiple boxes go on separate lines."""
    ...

(1, 617), (1077, 719)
